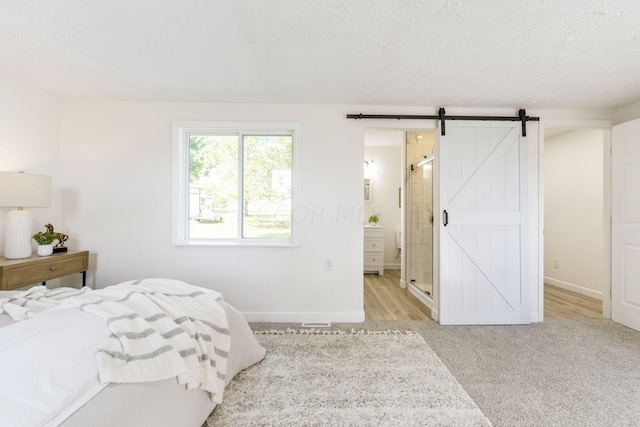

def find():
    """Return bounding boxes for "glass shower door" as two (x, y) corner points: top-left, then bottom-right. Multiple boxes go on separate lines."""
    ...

(405, 131), (434, 296)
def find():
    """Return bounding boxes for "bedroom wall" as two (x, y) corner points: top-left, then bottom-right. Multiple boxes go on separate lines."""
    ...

(0, 71), (62, 262)
(58, 101), (616, 322)
(544, 129), (604, 299)
(60, 102), (368, 322)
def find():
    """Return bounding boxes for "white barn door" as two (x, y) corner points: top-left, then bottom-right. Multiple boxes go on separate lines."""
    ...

(439, 121), (529, 325)
(612, 118), (640, 332)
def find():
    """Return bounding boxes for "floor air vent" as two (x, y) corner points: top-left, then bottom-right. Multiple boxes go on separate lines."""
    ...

(301, 322), (332, 328)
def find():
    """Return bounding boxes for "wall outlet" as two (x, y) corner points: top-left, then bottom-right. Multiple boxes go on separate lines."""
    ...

(324, 258), (333, 271)
(553, 259), (559, 269)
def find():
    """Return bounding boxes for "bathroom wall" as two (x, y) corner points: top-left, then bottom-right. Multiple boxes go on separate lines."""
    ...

(363, 145), (402, 269)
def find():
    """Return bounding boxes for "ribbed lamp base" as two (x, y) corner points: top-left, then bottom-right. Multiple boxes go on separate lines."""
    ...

(4, 209), (33, 259)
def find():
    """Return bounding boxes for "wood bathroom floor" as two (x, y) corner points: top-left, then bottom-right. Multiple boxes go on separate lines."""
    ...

(364, 269), (431, 321)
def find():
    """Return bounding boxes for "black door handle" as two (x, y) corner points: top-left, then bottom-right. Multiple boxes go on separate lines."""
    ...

(443, 210), (448, 227)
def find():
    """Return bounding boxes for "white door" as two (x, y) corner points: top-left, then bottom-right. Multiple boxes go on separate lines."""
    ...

(612, 118), (640, 332)
(439, 121), (529, 325)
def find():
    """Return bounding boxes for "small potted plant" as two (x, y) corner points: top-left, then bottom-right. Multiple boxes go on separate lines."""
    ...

(368, 215), (379, 226)
(32, 231), (58, 257)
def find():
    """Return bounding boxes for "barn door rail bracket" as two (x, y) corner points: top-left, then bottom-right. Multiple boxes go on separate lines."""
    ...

(439, 107), (446, 136)
(346, 108), (539, 137)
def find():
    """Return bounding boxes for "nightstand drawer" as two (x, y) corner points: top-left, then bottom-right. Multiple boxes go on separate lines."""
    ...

(0, 251), (89, 290)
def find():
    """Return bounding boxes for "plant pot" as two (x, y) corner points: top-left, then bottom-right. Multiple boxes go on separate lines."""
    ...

(37, 244), (54, 257)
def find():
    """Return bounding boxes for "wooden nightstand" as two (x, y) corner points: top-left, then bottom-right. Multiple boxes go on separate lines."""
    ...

(0, 250), (89, 291)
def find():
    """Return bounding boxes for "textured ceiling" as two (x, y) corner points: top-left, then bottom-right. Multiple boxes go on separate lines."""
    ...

(1, 1), (639, 109)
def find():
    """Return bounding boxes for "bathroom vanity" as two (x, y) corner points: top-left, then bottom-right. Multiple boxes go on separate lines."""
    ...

(364, 225), (384, 275)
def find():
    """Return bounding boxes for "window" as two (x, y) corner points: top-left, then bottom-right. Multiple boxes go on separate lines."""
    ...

(172, 122), (299, 246)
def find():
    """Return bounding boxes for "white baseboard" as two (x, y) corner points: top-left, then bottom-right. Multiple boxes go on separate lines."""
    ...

(544, 276), (603, 300)
(399, 279), (407, 289)
(241, 311), (365, 323)
(384, 263), (401, 270)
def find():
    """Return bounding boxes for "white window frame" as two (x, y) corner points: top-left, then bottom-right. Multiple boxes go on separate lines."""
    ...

(172, 121), (300, 247)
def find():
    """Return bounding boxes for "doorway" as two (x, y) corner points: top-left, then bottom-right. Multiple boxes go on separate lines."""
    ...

(543, 127), (605, 318)
(363, 128), (433, 320)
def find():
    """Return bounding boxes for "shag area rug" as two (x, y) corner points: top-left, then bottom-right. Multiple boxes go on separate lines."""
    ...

(205, 330), (491, 426)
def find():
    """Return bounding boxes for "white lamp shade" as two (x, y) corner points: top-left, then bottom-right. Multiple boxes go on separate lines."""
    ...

(0, 172), (52, 208)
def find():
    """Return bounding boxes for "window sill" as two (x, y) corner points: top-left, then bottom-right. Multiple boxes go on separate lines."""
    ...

(172, 240), (298, 248)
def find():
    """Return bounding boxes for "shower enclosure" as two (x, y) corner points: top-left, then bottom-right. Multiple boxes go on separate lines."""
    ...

(404, 131), (434, 296)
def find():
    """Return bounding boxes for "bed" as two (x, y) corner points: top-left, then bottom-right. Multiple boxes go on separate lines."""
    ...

(0, 280), (266, 427)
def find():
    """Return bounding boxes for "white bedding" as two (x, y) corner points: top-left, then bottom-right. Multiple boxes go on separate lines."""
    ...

(0, 307), (111, 426)
(60, 300), (264, 427)
(0, 291), (18, 328)
(0, 283), (265, 427)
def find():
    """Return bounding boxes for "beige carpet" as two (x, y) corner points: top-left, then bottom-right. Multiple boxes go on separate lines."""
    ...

(248, 319), (640, 426)
(205, 330), (491, 426)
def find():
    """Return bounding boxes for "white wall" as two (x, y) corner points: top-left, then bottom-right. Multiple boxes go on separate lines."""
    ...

(2, 86), (621, 322)
(54, 102), (622, 323)
(0, 71), (63, 263)
(60, 101), (368, 322)
(364, 145), (402, 269)
(59, 103), (608, 323)
(544, 129), (604, 299)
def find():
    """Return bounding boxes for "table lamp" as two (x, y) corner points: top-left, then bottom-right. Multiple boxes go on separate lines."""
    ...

(0, 172), (52, 259)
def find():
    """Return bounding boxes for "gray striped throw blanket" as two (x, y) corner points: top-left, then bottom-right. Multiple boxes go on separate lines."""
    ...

(0, 279), (231, 403)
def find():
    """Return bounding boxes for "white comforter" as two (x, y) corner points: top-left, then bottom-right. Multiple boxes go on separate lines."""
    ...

(0, 305), (111, 426)
(0, 280), (265, 427)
